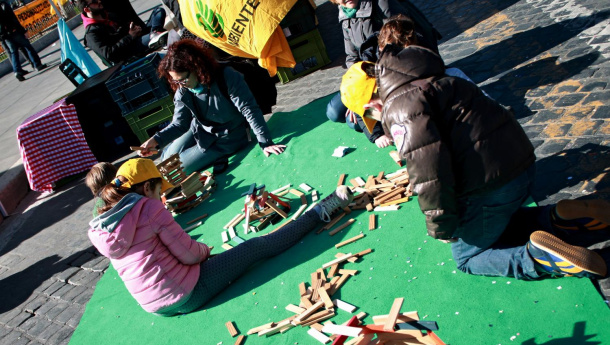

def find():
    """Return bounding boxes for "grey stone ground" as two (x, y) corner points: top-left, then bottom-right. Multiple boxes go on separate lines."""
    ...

(0, 0), (608, 344)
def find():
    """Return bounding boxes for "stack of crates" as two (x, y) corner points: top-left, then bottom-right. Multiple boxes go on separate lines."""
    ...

(105, 53), (175, 142)
(277, 0), (330, 83)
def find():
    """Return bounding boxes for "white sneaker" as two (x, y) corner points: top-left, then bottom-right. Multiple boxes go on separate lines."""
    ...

(316, 186), (354, 222)
(149, 31), (169, 48)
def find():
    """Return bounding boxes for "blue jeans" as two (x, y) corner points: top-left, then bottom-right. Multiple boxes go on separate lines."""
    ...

(451, 165), (542, 279)
(136, 7), (166, 50)
(3, 32), (42, 73)
(160, 129), (250, 175)
(326, 92), (362, 131)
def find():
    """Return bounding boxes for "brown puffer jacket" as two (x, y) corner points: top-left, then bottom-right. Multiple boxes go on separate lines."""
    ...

(377, 45), (535, 239)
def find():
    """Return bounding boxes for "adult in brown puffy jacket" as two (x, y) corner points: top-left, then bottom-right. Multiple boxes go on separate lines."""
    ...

(340, 46), (608, 280)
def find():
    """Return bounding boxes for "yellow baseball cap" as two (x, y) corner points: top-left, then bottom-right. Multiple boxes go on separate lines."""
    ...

(340, 61), (378, 133)
(115, 158), (174, 193)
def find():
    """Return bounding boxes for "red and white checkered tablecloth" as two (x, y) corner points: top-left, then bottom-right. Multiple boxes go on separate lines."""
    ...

(17, 98), (98, 192)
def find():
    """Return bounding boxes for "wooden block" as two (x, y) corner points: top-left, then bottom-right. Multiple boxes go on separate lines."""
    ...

(328, 263), (339, 278)
(301, 194), (308, 205)
(318, 287), (334, 309)
(376, 171), (385, 180)
(300, 309), (335, 326)
(310, 323), (325, 332)
(286, 304), (306, 314)
(338, 269), (358, 276)
(349, 333), (375, 345)
(310, 271), (319, 294)
(222, 231), (229, 243)
(271, 184), (291, 194)
(337, 174), (346, 186)
(330, 273), (351, 294)
(259, 318), (294, 337)
(228, 213), (245, 228)
(265, 200), (288, 218)
(233, 335), (245, 345)
(347, 256), (358, 263)
(300, 183), (313, 192)
(299, 282), (307, 296)
(384, 297), (405, 331)
(294, 300), (324, 324)
(289, 188), (304, 197)
(322, 324), (362, 338)
(328, 219), (355, 236)
(322, 253), (354, 269)
(187, 213), (208, 224)
(374, 205), (400, 211)
(292, 204), (308, 220)
(389, 150), (403, 166)
(225, 213), (243, 229)
(307, 328), (331, 344)
(312, 190), (319, 202)
(349, 178), (364, 188)
(369, 214), (376, 230)
(301, 295), (314, 308)
(222, 243), (233, 250)
(228, 227), (237, 238)
(356, 248), (372, 257)
(374, 187), (406, 205)
(385, 168), (407, 179)
(372, 311), (419, 325)
(225, 321), (238, 337)
(322, 212), (346, 231)
(247, 322), (275, 335)
(364, 175), (375, 189)
(183, 221), (201, 232)
(380, 196), (410, 207)
(232, 236), (245, 244)
(335, 234), (365, 249)
(333, 299), (357, 313)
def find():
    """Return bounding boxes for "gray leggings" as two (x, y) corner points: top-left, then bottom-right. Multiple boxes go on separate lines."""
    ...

(158, 210), (321, 315)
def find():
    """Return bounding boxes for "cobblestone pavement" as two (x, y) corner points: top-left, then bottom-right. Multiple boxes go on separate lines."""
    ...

(0, 0), (609, 344)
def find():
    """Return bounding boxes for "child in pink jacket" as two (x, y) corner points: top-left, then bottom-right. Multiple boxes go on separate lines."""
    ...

(88, 158), (353, 315)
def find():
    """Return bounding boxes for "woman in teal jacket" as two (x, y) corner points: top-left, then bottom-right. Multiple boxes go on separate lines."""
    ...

(138, 40), (285, 173)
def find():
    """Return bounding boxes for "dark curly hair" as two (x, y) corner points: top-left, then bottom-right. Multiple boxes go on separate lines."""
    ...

(158, 39), (219, 92)
(378, 14), (419, 51)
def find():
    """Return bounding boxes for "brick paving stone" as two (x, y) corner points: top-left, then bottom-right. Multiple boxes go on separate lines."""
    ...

(41, 281), (65, 297)
(81, 256), (108, 272)
(67, 270), (101, 288)
(0, 331), (29, 345)
(0, 267), (9, 278)
(44, 302), (70, 323)
(54, 305), (82, 326)
(26, 340), (43, 345)
(65, 306), (85, 329)
(23, 296), (48, 314)
(554, 93), (587, 107)
(534, 139), (572, 157)
(540, 123), (572, 138)
(90, 257), (110, 272)
(582, 91), (610, 105)
(580, 80), (608, 92)
(0, 253), (25, 268)
(32, 278), (56, 295)
(19, 316), (52, 339)
(50, 283), (77, 301)
(530, 109), (564, 124)
(6, 312), (32, 329)
(0, 308), (22, 326)
(69, 252), (96, 268)
(54, 267), (80, 283)
(35, 321), (63, 344)
(58, 285), (88, 305)
(45, 326), (73, 345)
(0, 327), (9, 338)
(73, 288), (94, 306)
(591, 106), (610, 119)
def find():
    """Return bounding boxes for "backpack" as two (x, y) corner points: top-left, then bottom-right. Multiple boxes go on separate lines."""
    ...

(215, 59), (278, 115)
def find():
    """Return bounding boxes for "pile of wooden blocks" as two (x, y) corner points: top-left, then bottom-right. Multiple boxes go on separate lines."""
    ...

(244, 248), (445, 344)
(346, 169), (412, 212)
(156, 154), (215, 214)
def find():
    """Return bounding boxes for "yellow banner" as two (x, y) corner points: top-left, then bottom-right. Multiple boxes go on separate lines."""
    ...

(14, 0), (58, 38)
(179, 0), (296, 76)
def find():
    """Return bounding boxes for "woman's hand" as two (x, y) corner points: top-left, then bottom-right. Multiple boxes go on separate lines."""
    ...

(138, 137), (159, 157)
(375, 134), (393, 148)
(262, 144), (286, 157)
(346, 109), (357, 124)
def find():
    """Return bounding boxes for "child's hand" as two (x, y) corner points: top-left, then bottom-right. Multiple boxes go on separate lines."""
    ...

(375, 134), (393, 148)
(346, 109), (357, 124)
(262, 144), (286, 157)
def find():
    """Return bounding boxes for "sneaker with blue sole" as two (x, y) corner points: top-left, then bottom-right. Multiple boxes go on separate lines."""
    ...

(527, 231), (607, 278)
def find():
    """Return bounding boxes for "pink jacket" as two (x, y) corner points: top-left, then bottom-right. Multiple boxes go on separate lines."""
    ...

(88, 194), (209, 313)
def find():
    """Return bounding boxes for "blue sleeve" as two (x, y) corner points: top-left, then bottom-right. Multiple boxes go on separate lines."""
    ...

(153, 90), (193, 147)
(223, 67), (274, 147)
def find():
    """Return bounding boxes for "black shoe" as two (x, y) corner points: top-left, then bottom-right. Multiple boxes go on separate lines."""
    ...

(35, 63), (48, 71)
(15, 73), (25, 81)
(18, 69), (30, 76)
(212, 160), (229, 175)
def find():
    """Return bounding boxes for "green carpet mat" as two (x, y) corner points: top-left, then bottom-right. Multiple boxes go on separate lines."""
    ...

(70, 95), (609, 345)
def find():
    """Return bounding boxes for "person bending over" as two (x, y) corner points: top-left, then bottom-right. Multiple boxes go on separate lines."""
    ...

(138, 40), (286, 174)
(340, 51), (608, 280)
(88, 158), (353, 315)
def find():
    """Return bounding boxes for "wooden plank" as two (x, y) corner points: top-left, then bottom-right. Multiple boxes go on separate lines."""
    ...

(321, 212), (346, 231)
(225, 321), (238, 337)
(289, 189), (304, 197)
(318, 287), (334, 309)
(369, 214), (376, 230)
(183, 222), (201, 232)
(221, 231), (229, 243)
(322, 324), (362, 338)
(322, 253), (354, 269)
(312, 190), (319, 202)
(228, 227), (237, 239)
(265, 200), (288, 218)
(301, 295), (314, 308)
(328, 219), (355, 236)
(224, 213), (244, 229)
(328, 263), (339, 278)
(307, 328), (331, 344)
(286, 304), (306, 314)
(356, 248), (372, 257)
(372, 311), (419, 325)
(233, 335), (245, 345)
(247, 322), (275, 335)
(222, 243), (233, 250)
(292, 204), (308, 220)
(300, 183), (313, 192)
(334, 299), (357, 313)
(299, 282), (307, 296)
(186, 213), (208, 224)
(294, 300), (324, 324)
(337, 174), (346, 186)
(338, 269), (358, 276)
(380, 196), (410, 207)
(271, 184), (291, 194)
(335, 234), (365, 249)
(384, 298), (405, 332)
(301, 194), (308, 205)
(374, 205), (400, 211)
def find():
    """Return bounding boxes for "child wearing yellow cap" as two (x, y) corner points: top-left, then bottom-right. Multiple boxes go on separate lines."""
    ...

(88, 158), (354, 315)
(340, 44), (609, 281)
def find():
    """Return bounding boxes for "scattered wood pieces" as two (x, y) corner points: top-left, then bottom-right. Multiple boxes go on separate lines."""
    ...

(292, 204), (308, 220)
(374, 205), (400, 211)
(334, 299), (357, 313)
(329, 218), (355, 236)
(322, 253), (354, 269)
(312, 190), (319, 202)
(225, 321), (238, 337)
(247, 322), (276, 335)
(233, 335), (245, 345)
(389, 150), (403, 166)
(186, 213), (208, 224)
(222, 243), (233, 250)
(300, 183), (313, 192)
(183, 222), (201, 232)
(322, 324), (362, 338)
(335, 234), (365, 248)
(384, 297), (405, 331)
(307, 328), (331, 344)
(221, 231), (229, 243)
(369, 214), (376, 230)
(337, 174), (346, 186)
(271, 184), (291, 194)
